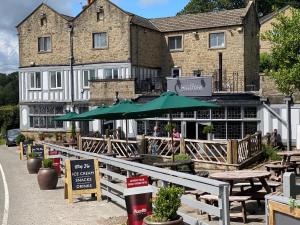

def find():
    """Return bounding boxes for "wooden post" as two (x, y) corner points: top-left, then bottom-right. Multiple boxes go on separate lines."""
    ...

(78, 134), (82, 150)
(227, 140), (233, 164)
(107, 137), (112, 153)
(246, 135), (252, 157)
(180, 137), (186, 154)
(257, 131), (262, 152)
(227, 140), (238, 164)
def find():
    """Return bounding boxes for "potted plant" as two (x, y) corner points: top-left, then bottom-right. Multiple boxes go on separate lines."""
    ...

(16, 133), (25, 150)
(143, 186), (184, 225)
(202, 124), (214, 140)
(37, 159), (58, 190)
(27, 152), (42, 174)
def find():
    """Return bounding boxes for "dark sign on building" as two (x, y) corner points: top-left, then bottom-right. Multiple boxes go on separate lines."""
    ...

(167, 76), (212, 97)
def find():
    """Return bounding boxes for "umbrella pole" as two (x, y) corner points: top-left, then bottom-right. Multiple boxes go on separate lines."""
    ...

(169, 113), (175, 162)
(126, 119), (129, 157)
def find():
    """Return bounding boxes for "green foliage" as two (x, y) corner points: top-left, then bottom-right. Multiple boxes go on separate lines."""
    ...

(288, 198), (300, 209)
(260, 53), (275, 72)
(202, 124), (214, 134)
(152, 186), (184, 222)
(71, 122), (76, 138)
(174, 154), (191, 161)
(38, 132), (45, 141)
(164, 123), (176, 134)
(28, 152), (38, 159)
(0, 105), (19, 136)
(16, 134), (25, 145)
(262, 144), (282, 161)
(0, 72), (19, 106)
(0, 138), (5, 145)
(42, 159), (53, 168)
(261, 8), (300, 95)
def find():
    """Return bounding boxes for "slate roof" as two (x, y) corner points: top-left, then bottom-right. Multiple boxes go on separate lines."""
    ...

(260, 5), (291, 24)
(131, 15), (159, 31)
(149, 8), (248, 32)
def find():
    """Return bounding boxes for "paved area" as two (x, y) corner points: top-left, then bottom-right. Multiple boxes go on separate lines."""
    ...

(0, 145), (127, 225)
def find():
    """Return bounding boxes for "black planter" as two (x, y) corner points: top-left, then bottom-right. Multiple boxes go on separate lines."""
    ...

(37, 168), (58, 190)
(143, 216), (183, 225)
(27, 158), (42, 174)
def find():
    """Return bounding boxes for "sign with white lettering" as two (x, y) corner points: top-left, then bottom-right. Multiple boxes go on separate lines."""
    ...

(167, 76), (212, 97)
(20, 140), (33, 160)
(64, 159), (101, 204)
(30, 144), (45, 159)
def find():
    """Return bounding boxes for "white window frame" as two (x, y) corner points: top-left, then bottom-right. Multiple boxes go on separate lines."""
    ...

(93, 32), (108, 49)
(168, 35), (183, 52)
(103, 68), (119, 80)
(29, 72), (42, 90)
(82, 70), (96, 88)
(49, 71), (62, 89)
(38, 36), (51, 52)
(171, 67), (182, 77)
(209, 32), (225, 49)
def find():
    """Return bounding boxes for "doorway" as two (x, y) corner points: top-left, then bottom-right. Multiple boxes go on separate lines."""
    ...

(197, 124), (207, 140)
(186, 122), (196, 139)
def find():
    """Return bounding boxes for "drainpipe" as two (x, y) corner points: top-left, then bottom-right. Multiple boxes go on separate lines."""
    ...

(284, 96), (292, 151)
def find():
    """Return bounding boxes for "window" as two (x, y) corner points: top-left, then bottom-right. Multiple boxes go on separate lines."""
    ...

(104, 68), (118, 79)
(212, 107), (225, 119)
(209, 32), (225, 49)
(212, 122), (226, 139)
(197, 109), (210, 119)
(168, 36), (182, 51)
(50, 71), (62, 89)
(30, 72), (41, 89)
(244, 122), (257, 136)
(38, 37), (51, 52)
(183, 112), (195, 118)
(244, 107), (257, 118)
(227, 122), (241, 139)
(29, 105), (64, 129)
(96, 6), (104, 21)
(83, 70), (95, 87)
(40, 17), (47, 26)
(171, 68), (181, 78)
(137, 121), (145, 135)
(93, 32), (107, 49)
(227, 107), (241, 119)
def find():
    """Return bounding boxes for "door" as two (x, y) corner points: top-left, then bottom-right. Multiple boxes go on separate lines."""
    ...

(197, 124), (207, 140)
(186, 122), (196, 139)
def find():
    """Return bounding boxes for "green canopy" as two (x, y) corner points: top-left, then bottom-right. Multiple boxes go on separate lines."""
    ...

(85, 100), (141, 120)
(54, 112), (79, 121)
(124, 91), (219, 118)
(70, 105), (108, 121)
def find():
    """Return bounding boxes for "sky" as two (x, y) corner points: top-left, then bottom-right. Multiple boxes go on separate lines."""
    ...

(0, 0), (189, 74)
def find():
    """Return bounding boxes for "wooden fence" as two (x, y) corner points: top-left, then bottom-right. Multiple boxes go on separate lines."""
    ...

(80, 132), (262, 166)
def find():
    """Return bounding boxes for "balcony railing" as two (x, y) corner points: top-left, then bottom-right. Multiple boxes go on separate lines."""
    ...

(135, 76), (167, 94)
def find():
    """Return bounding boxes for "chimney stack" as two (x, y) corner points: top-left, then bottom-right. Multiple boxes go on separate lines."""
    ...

(88, 0), (94, 5)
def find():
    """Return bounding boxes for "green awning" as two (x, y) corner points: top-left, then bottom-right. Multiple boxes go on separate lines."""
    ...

(54, 112), (79, 121)
(70, 105), (108, 121)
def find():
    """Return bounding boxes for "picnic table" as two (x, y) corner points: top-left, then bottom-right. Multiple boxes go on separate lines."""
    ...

(277, 150), (300, 164)
(210, 170), (272, 194)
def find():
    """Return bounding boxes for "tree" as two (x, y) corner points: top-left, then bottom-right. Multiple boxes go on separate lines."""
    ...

(177, 0), (300, 17)
(261, 8), (300, 95)
(0, 72), (19, 106)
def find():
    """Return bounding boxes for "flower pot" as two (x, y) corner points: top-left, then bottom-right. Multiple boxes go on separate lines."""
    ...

(143, 216), (183, 225)
(27, 158), (42, 174)
(37, 168), (58, 190)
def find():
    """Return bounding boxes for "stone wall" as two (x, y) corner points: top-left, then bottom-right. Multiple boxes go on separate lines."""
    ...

(131, 25), (163, 69)
(72, 0), (131, 65)
(89, 79), (136, 105)
(244, 2), (260, 91)
(160, 27), (245, 92)
(17, 4), (71, 67)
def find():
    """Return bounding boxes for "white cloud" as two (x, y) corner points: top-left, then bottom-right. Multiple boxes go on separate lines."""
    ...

(138, 0), (168, 6)
(0, 0), (79, 73)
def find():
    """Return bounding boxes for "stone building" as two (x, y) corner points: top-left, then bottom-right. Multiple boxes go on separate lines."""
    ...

(17, 0), (261, 140)
(259, 5), (300, 146)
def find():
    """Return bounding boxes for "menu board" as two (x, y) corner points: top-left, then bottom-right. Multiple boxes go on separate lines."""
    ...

(20, 140), (33, 160)
(70, 159), (96, 190)
(31, 144), (44, 159)
(64, 159), (101, 204)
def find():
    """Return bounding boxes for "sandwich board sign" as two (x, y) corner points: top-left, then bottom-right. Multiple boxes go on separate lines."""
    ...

(28, 144), (46, 159)
(64, 159), (101, 204)
(20, 140), (33, 160)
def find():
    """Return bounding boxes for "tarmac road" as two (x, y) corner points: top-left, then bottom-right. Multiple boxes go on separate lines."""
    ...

(0, 145), (126, 225)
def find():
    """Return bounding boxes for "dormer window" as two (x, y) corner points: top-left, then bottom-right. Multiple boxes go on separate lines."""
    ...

(40, 12), (47, 26)
(96, 6), (104, 21)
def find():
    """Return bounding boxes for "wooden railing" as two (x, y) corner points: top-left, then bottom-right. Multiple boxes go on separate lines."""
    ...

(80, 132), (262, 166)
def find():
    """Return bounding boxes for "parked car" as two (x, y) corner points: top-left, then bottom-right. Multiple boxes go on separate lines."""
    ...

(6, 129), (20, 147)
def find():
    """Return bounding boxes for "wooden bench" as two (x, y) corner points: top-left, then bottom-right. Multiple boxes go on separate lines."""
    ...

(199, 194), (251, 223)
(234, 181), (281, 192)
(265, 164), (288, 181)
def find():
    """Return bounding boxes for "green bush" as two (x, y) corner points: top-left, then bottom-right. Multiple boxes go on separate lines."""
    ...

(151, 186), (184, 222)
(16, 134), (25, 145)
(28, 152), (38, 159)
(42, 159), (53, 168)
(260, 53), (277, 73)
(174, 154), (191, 161)
(202, 124), (214, 134)
(263, 144), (282, 161)
(164, 123), (176, 134)
(0, 105), (19, 136)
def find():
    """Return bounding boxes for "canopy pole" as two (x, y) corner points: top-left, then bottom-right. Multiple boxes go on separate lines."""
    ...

(126, 119), (129, 157)
(170, 113), (175, 162)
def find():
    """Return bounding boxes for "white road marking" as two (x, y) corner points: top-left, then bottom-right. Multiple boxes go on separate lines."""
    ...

(0, 163), (9, 225)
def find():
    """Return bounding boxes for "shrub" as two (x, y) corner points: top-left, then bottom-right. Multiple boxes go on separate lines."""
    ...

(42, 159), (53, 168)
(16, 134), (25, 145)
(164, 123), (176, 134)
(202, 124), (214, 134)
(174, 154), (191, 161)
(28, 152), (38, 159)
(151, 186), (184, 222)
(263, 144), (282, 161)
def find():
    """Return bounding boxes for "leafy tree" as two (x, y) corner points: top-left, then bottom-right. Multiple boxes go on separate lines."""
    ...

(0, 72), (19, 106)
(261, 8), (300, 95)
(177, 0), (300, 17)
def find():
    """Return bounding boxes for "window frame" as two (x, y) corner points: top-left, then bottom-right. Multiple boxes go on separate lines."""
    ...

(103, 68), (119, 80)
(49, 71), (62, 89)
(208, 32), (226, 49)
(38, 36), (51, 53)
(82, 69), (96, 88)
(171, 67), (182, 78)
(29, 72), (42, 90)
(168, 35), (184, 52)
(92, 32), (108, 49)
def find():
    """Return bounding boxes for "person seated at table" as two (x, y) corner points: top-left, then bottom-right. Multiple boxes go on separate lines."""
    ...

(270, 129), (283, 149)
(172, 128), (181, 138)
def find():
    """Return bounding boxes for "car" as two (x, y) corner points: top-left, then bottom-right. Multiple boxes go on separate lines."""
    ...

(6, 129), (20, 147)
